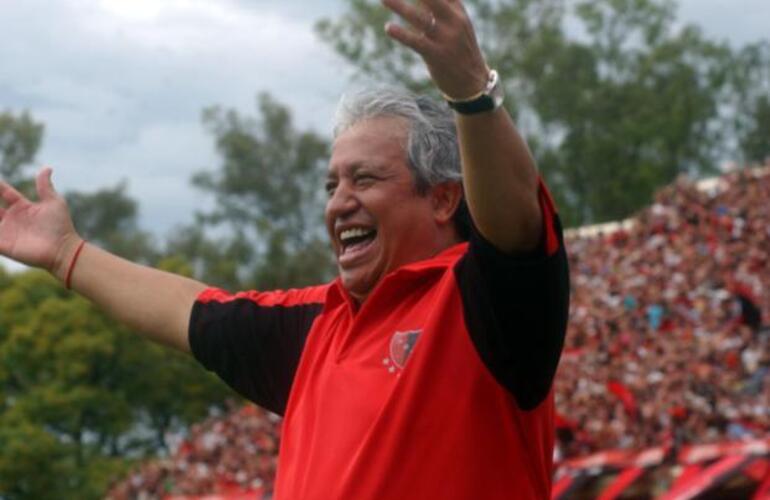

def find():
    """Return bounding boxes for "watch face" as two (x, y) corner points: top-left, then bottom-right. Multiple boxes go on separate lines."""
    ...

(486, 70), (499, 92)
(488, 70), (504, 107)
(491, 86), (504, 108)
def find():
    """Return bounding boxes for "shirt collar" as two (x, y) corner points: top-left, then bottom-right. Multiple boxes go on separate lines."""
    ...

(327, 241), (469, 309)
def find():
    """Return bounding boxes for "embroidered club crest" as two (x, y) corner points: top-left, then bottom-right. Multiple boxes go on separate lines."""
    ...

(389, 330), (422, 369)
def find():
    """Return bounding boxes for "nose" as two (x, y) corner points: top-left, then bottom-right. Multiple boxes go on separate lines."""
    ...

(325, 180), (359, 221)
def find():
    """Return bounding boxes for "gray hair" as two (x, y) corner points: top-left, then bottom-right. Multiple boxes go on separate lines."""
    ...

(333, 87), (462, 194)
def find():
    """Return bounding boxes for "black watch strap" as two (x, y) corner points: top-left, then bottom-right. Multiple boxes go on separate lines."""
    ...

(443, 69), (504, 115)
(447, 95), (498, 114)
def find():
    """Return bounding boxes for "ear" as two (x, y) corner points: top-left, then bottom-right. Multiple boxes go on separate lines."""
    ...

(429, 182), (463, 225)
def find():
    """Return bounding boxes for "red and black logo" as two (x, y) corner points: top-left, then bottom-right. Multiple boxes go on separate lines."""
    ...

(389, 330), (422, 369)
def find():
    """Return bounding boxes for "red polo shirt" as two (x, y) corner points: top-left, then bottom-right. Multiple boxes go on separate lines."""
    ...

(190, 182), (569, 499)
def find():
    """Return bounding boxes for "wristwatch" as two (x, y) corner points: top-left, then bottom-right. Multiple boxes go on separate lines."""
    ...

(444, 69), (504, 115)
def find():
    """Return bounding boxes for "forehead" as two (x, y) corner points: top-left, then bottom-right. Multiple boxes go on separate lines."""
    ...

(328, 116), (410, 175)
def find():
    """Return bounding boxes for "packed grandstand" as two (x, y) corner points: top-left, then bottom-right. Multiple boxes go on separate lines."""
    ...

(108, 165), (770, 499)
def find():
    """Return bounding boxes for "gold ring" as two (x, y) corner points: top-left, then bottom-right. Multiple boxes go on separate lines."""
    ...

(426, 14), (437, 36)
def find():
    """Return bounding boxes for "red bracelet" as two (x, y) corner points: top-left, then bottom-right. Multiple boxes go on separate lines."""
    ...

(65, 240), (87, 290)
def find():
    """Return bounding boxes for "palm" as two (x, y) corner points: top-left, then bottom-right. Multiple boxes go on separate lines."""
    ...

(0, 169), (77, 272)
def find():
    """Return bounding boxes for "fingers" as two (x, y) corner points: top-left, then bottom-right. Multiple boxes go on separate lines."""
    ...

(382, 0), (488, 99)
(382, 0), (434, 30)
(417, 0), (454, 20)
(36, 167), (57, 201)
(385, 21), (432, 53)
(382, 0), (441, 53)
(0, 181), (26, 206)
(0, 167), (57, 209)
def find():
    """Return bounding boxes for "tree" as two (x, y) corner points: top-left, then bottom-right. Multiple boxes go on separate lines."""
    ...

(0, 269), (232, 499)
(0, 111), (44, 196)
(732, 41), (770, 164)
(0, 109), (156, 262)
(532, 0), (733, 224)
(163, 223), (255, 293)
(0, 113), (247, 499)
(741, 95), (770, 164)
(180, 93), (335, 291)
(0, 94), (334, 498)
(318, 0), (755, 226)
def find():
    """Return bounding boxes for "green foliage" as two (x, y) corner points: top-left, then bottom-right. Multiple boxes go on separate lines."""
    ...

(0, 95), (338, 499)
(317, 0), (430, 92)
(0, 271), (232, 499)
(0, 94), (339, 498)
(316, 0), (568, 98)
(732, 42), (770, 164)
(0, 110), (43, 196)
(0, 417), (71, 498)
(181, 93), (335, 290)
(318, 0), (764, 226)
(741, 95), (770, 164)
(164, 225), (252, 291)
(533, 0), (733, 223)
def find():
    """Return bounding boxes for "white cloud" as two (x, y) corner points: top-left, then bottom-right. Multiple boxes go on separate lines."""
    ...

(677, 0), (769, 46)
(0, 0), (767, 251)
(1, 0), (349, 241)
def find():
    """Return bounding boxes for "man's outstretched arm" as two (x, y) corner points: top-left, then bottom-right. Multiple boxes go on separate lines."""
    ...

(383, 0), (542, 254)
(0, 168), (205, 352)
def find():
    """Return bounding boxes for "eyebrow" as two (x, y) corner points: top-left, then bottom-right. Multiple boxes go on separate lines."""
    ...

(326, 162), (381, 181)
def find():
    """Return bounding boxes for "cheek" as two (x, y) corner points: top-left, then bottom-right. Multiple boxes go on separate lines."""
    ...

(323, 208), (335, 235)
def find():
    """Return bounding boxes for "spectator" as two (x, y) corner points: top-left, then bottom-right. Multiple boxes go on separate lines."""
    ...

(556, 166), (770, 459)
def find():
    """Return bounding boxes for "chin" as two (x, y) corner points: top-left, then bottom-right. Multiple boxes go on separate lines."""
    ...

(340, 271), (376, 302)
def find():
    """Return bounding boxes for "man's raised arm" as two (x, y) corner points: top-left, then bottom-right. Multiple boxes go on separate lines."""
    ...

(0, 168), (205, 352)
(383, 0), (542, 253)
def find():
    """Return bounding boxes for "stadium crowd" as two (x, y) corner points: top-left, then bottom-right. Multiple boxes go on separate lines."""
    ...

(108, 403), (279, 499)
(110, 166), (770, 497)
(555, 165), (770, 460)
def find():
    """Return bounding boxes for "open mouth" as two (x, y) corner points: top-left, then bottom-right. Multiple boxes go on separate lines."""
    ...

(339, 227), (377, 257)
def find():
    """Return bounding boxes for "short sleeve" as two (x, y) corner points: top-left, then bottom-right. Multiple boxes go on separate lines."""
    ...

(454, 179), (570, 410)
(188, 286), (327, 415)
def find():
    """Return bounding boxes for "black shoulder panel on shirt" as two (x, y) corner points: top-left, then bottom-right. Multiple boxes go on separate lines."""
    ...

(454, 218), (570, 411)
(189, 299), (323, 416)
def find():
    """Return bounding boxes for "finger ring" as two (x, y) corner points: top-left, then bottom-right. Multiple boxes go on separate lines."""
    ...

(426, 14), (437, 36)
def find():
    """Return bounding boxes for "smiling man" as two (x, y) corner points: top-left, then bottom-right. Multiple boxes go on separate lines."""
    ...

(0, 0), (568, 498)
(326, 114), (464, 301)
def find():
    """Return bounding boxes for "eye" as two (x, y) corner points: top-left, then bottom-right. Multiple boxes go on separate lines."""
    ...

(325, 181), (337, 196)
(354, 174), (376, 186)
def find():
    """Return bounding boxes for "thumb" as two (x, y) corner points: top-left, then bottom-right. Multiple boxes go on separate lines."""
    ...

(36, 167), (57, 201)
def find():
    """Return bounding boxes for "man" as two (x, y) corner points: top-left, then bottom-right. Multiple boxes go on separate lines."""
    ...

(0, 0), (568, 498)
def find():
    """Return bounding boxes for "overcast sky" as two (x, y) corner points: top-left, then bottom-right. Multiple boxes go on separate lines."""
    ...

(1, 0), (768, 244)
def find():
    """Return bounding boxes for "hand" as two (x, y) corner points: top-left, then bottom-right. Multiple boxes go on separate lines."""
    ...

(382, 0), (489, 99)
(0, 168), (81, 279)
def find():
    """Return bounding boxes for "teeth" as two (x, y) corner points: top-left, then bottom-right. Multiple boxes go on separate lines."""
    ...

(340, 227), (374, 243)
